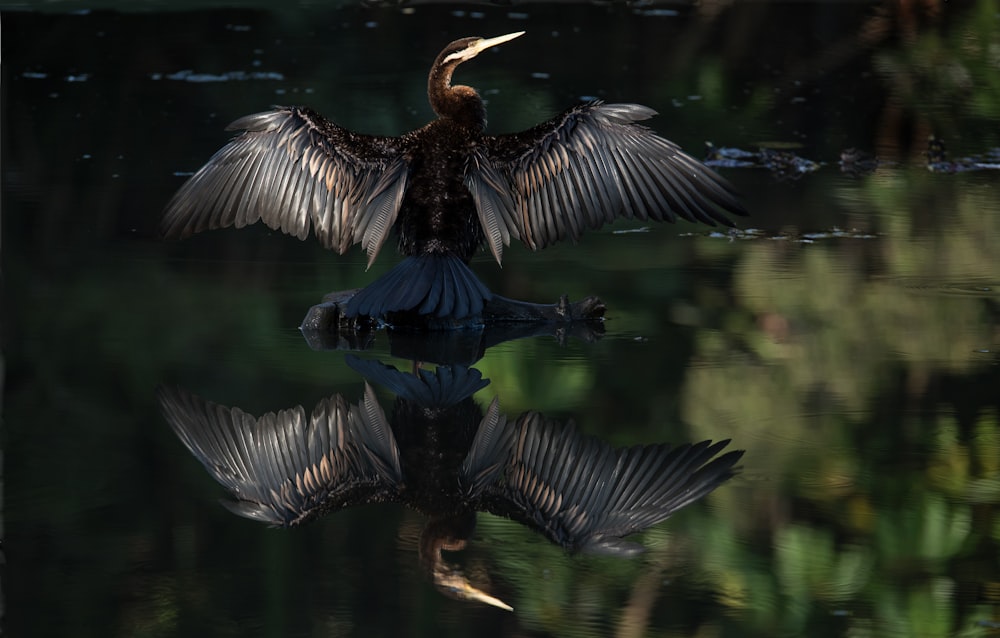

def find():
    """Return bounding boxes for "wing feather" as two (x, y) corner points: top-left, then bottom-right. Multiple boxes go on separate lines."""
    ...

(466, 102), (747, 254)
(479, 412), (743, 555)
(162, 107), (408, 262)
(157, 385), (403, 527)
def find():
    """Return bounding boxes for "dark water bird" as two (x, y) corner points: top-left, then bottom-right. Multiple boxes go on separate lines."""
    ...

(159, 358), (743, 610)
(162, 32), (747, 319)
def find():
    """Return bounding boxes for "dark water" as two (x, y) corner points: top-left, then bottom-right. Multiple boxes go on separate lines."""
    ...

(5, 2), (1000, 636)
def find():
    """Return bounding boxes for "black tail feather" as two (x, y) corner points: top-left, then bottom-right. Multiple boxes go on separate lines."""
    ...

(344, 254), (493, 320)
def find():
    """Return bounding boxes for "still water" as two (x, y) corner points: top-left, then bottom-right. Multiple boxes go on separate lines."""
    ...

(5, 2), (1000, 636)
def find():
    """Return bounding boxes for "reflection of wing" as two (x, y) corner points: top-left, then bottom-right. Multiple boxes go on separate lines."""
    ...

(476, 412), (742, 555)
(161, 107), (408, 267)
(158, 384), (403, 526)
(467, 102), (747, 261)
(460, 397), (513, 498)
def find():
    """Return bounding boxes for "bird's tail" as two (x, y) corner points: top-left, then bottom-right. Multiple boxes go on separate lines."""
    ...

(344, 254), (493, 320)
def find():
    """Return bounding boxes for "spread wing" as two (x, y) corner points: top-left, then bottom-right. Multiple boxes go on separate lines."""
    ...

(158, 384), (403, 527)
(161, 106), (409, 267)
(466, 102), (747, 262)
(476, 412), (743, 555)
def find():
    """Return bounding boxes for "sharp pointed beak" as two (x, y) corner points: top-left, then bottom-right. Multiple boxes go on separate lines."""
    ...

(436, 570), (515, 611)
(455, 31), (525, 62)
(462, 585), (515, 612)
(476, 31), (525, 53)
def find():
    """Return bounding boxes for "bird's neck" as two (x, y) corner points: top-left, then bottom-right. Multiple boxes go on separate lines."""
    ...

(428, 65), (486, 130)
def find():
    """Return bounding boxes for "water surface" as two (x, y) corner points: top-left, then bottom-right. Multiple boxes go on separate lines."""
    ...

(5, 2), (1000, 637)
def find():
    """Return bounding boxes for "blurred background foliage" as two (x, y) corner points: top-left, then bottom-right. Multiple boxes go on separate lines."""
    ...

(5, 0), (1000, 636)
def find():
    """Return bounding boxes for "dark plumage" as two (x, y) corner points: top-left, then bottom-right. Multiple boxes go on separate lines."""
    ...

(162, 32), (747, 319)
(159, 359), (743, 610)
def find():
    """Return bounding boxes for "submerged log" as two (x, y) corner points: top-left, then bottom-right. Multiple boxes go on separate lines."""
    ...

(301, 289), (606, 331)
(300, 289), (607, 363)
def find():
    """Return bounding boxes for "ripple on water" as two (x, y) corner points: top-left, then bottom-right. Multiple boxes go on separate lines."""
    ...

(879, 276), (999, 297)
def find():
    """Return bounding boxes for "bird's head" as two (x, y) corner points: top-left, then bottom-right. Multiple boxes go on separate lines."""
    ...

(436, 570), (514, 612)
(440, 31), (525, 66)
(429, 32), (525, 125)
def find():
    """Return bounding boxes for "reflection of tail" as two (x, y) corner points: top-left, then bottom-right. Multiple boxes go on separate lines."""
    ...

(346, 355), (490, 408)
(344, 254), (493, 320)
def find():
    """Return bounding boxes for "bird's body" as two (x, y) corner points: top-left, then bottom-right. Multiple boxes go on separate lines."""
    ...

(162, 32), (746, 319)
(396, 117), (485, 260)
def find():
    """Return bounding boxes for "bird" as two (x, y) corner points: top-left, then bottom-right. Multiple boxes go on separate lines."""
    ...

(161, 32), (747, 320)
(158, 357), (744, 610)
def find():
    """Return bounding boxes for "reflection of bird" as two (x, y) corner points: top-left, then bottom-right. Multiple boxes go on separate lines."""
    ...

(420, 513), (513, 611)
(159, 361), (742, 609)
(162, 32), (747, 319)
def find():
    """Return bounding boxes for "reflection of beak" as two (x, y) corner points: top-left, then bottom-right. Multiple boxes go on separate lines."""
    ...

(448, 31), (525, 64)
(441, 575), (514, 612)
(463, 585), (514, 612)
(424, 513), (512, 611)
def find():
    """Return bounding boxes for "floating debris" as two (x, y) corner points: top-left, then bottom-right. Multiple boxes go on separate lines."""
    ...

(611, 226), (650, 235)
(838, 148), (897, 176)
(702, 144), (758, 168)
(680, 227), (877, 242)
(704, 142), (821, 180)
(635, 8), (679, 17)
(758, 148), (822, 179)
(706, 139), (998, 177)
(152, 69), (285, 82)
(926, 136), (1000, 173)
(800, 228), (878, 240)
